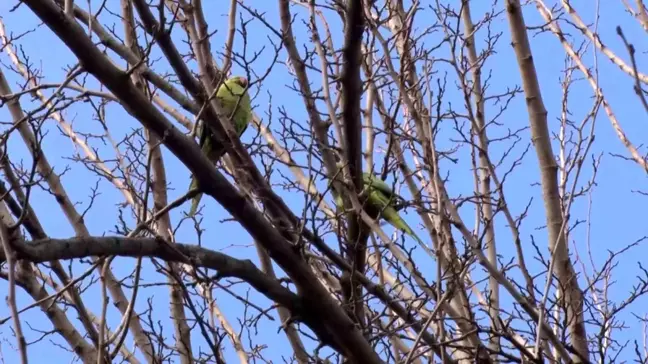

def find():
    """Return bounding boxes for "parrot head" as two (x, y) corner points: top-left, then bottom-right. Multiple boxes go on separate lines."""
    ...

(229, 76), (248, 88)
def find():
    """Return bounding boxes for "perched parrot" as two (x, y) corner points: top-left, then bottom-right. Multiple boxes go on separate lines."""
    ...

(336, 172), (423, 243)
(188, 76), (252, 216)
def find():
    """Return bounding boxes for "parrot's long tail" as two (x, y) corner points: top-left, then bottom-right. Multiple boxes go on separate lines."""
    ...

(386, 212), (425, 246)
(189, 193), (203, 216)
(409, 230), (424, 246)
(398, 221), (423, 244)
(188, 176), (202, 216)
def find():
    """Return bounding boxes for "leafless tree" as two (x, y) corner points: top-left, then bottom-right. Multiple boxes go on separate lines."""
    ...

(0, 0), (647, 363)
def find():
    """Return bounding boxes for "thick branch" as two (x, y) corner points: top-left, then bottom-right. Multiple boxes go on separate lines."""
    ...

(340, 0), (367, 330)
(7, 236), (338, 352)
(505, 0), (588, 361)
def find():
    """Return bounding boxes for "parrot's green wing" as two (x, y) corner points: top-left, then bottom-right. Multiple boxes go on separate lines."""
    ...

(363, 173), (405, 201)
(334, 193), (344, 210)
(366, 181), (423, 244)
(188, 76), (252, 216)
(362, 173), (408, 214)
(333, 172), (422, 243)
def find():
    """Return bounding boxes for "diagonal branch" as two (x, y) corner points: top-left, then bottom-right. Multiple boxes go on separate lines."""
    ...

(20, 1), (381, 361)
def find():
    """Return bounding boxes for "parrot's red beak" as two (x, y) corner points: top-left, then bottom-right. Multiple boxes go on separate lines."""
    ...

(237, 77), (248, 88)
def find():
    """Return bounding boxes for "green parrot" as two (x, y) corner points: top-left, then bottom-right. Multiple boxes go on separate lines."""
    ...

(188, 76), (252, 216)
(335, 172), (423, 243)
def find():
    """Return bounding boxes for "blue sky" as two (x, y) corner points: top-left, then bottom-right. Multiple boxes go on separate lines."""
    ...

(0, 0), (647, 362)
